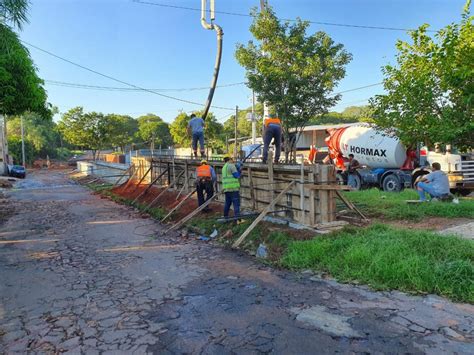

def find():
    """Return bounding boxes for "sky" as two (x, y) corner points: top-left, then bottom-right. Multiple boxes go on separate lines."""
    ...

(19, 0), (467, 124)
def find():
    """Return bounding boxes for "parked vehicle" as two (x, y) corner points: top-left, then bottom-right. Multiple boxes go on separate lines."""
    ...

(325, 124), (474, 195)
(9, 165), (26, 179)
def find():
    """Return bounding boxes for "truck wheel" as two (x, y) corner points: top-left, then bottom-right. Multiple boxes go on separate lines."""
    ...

(453, 189), (471, 197)
(382, 174), (402, 192)
(349, 174), (362, 190)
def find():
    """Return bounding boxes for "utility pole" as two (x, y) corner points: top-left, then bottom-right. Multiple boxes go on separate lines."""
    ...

(260, 0), (270, 119)
(21, 116), (26, 167)
(251, 90), (256, 144)
(234, 106), (238, 159)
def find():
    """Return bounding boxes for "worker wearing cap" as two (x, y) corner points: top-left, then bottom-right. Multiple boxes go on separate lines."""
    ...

(262, 113), (282, 164)
(187, 113), (206, 159)
(196, 160), (216, 212)
(222, 155), (242, 219)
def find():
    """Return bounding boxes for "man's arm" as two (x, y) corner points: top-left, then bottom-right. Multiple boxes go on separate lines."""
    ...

(210, 166), (217, 182)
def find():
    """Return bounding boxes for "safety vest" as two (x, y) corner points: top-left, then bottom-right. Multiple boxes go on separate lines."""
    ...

(264, 117), (281, 127)
(197, 164), (212, 178)
(222, 163), (240, 192)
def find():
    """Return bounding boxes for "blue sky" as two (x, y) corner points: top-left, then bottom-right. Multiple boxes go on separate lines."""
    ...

(20, 0), (466, 123)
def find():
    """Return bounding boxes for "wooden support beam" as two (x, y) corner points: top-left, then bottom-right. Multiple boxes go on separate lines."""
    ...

(247, 167), (256, 210)
(121, 165), (140, 191)
(144, 170), (184, 211)
(305, 184), (352, 191)
(308, 172), (316, 226)
(113, 165), (133, 186)
(166, 191), (223, 233)
(184, 160), (189, 192)
(132, 166), (151, 192)
(318, 165), (329, 223)
(160, 189), (197, 223)
(131, 168), (169, 205)
(299, 161), (305, 222)
(232, 180), (296, 248)
(268, 151), (275, 202)
(335, 190), (369, 221)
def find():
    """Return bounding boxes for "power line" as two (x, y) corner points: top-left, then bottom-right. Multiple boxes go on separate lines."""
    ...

(133, 1), (436, 33)
(44, 79), (246, 92)
(22, 40), (235, 111)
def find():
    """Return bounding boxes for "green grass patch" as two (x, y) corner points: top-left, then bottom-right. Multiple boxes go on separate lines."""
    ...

(344, 188), (474, 220)
(282, 224), (474, 303)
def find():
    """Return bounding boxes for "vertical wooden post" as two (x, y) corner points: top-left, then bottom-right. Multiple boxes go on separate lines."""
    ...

(184, 160), (189, 192)
(328, 165), (337, 222)
(308, 171), (316, 226)
(248, 166), (256, 210)
(300, 161), (305, 222)
(172, 156), (176, 190)
(318, 164), (329, 223)
(234, 106), (239, 159)
(268, 150), (274, 202)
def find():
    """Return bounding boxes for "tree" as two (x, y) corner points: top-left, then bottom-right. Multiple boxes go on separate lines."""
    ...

(235, 7), (352, 161)
(106, 114), (138, 152)
(58, 107), (109, 160)
(137, 114), (173, 152)
(370, 1), (473, 150)
(7, 112), (60, 157)
(1, 0), (30, 29)
(169, 111), (225, 152)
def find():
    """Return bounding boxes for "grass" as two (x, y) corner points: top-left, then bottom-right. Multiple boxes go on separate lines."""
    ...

(281, 224), (474, 303)
(344, 188), (474, 220)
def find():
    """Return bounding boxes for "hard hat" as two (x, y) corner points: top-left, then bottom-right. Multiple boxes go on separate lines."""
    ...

(201, 159), (207, 164)
(223, 154), (231, 159)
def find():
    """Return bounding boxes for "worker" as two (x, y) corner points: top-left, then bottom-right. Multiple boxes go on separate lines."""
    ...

(195, 160), (216, 212)
(187, 113), (206, 159)
(347, 154), (360, 189)
(222, 155), (242, 220)
(262, 113), (282, 164)
(416, 162), (450, 201)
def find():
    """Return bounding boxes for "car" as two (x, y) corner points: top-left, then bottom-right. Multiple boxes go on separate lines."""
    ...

(9, 165), (26, 179)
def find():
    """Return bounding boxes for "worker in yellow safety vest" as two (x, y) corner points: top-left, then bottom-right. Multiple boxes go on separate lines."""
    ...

(222, 155), (242, 219)
(262, 113), (282, 164)
(196, 160), (216, 212)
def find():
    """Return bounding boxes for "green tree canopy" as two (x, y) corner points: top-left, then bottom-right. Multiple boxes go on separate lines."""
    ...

(169, 111), (224, 151)
(58, 107), (109, 160)
(137, 113), (173, 151)
(0, 24), (48, 117)
(370, 1), (473, 150)
(106, 114), (138, 152)
(235, 6), (351, 160)
(1, 0), (30, 29)
(7, 112), (60, 156)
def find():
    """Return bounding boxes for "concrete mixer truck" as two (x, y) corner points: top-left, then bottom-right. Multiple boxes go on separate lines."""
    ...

(325, 124), (474, 194)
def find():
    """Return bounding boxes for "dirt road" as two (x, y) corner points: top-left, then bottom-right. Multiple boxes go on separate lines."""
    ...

(0, 170), (472, 353)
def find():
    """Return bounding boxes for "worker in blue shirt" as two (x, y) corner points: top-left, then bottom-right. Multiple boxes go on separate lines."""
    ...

(187, 113), (206, 158)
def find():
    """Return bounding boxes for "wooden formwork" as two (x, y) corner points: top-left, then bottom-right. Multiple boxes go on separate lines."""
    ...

(131, 156), (338, 226)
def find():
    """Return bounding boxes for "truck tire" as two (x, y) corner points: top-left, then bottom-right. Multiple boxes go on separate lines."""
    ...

(349, 174), (362, 190)
(382, 174), (402, 192)
(453, 189), (471, 197)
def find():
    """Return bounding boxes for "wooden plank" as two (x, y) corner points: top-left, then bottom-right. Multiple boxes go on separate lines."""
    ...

(144, 170), (185, 211)
(306, 184), (352, 191)
(308, 172), (315, 226)
(328, 166), (337, 222)
(335, 190), (369, 221)
(172, 157), (176, 190)
(160, 189), (197, 223)
(232, 181), (296, 248)
(113, 165), (132, 186)
(131, 168), (169, 205)
(184, 160), (189, 192)
(248, 167), (256, 210)
(166, 191), (224, 233)
(121, 165), (139, 191)
(268, 151), (275, 202)
(300, 161), (305, 220)
(131, 166), (152, 192)
(319, 165), (329, 223)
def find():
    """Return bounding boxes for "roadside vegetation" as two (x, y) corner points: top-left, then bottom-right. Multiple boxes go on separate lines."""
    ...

(344, 188), (474, 220)
(282, 224), (474, 303)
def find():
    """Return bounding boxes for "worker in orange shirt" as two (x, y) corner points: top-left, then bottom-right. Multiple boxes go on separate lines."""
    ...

(195, 160), (216, 212)
(262, 113), (282, 164)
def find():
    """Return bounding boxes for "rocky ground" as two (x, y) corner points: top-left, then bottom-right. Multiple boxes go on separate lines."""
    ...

(0, 169), (472, 354)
